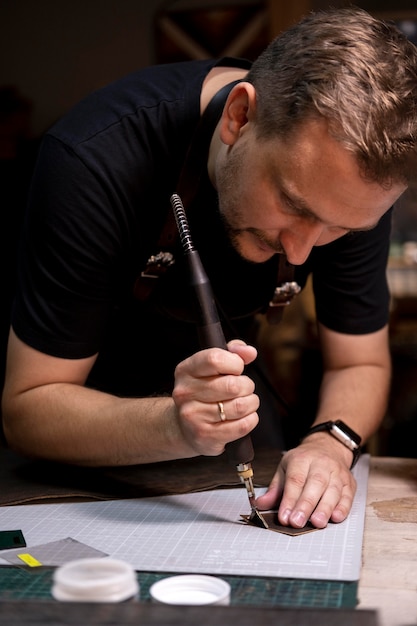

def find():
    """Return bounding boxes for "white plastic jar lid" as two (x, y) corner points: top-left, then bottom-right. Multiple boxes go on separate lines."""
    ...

(149, 574), (231, 606)
(52, 557), (139, 602)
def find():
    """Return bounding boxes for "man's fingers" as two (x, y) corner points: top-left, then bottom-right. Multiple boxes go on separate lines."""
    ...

(278, 465), (356, 528)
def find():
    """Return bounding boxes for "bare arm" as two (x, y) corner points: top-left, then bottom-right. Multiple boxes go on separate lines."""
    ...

(313, 322), (391, 440)
(2, 330), (259, 466)
(256, 323), (391, 527)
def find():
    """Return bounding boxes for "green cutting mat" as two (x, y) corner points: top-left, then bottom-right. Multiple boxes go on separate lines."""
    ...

(0, 567), (357, 607)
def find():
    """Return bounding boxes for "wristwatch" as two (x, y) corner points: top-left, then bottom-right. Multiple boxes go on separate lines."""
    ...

(302, 420), (362, 469)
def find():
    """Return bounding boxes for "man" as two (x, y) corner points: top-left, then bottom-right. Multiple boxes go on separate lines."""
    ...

(2, 7), (417, 529)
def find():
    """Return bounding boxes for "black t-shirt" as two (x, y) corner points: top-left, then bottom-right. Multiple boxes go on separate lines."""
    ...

(12, 58), (392, 397)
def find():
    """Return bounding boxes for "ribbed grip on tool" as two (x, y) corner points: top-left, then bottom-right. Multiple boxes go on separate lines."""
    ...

(170, 193), (255, 470)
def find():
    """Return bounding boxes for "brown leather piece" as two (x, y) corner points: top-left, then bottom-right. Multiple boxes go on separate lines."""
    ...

(240, 511), (319, 535)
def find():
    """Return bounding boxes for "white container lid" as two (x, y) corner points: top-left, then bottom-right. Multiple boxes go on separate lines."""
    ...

(150, 574), (231, 606)
(52, 557), (139, 602)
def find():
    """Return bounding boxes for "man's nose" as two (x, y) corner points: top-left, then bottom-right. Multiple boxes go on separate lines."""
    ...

(280, 222), (326, 265)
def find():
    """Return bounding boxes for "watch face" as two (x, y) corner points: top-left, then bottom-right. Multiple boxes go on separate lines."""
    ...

(333, 420), (362, 446)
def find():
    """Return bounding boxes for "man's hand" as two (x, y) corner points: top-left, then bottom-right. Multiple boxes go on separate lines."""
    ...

(2, 332), (259, 467)
(255, 433), (357, 528)
(256, 323), (390, 529)
(172, 340), (260, 457)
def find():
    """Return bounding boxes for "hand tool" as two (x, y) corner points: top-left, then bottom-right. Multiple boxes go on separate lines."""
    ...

(170, 193), (268, 528)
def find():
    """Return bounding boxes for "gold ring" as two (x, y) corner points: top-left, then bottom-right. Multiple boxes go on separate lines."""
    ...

(218, 402), (226, 422)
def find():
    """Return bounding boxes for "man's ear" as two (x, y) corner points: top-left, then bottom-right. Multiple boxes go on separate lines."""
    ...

(219, 82), (256, 146)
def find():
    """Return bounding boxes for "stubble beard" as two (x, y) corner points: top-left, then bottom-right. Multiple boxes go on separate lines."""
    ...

(215, 145), (248, 256)
(215, 149), (284, 261)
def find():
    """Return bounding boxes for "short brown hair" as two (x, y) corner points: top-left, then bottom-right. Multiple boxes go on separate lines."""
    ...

(247, 6), (417, 185)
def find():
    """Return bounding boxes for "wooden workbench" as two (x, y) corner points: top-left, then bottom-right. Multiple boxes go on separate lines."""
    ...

(357, 456), (417, 626)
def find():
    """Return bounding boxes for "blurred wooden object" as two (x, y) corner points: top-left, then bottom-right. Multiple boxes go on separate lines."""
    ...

(266, 0), (312, 36)
(154, 0), (324, 63)
(154, 0), (269, 63)
(358, 456), (417, 626)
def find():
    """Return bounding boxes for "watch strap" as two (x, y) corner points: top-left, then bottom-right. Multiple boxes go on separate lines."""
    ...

(303, 420), (362, 469)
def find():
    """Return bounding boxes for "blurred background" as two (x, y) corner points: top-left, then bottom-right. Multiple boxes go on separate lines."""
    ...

(1, 0), (417, 456)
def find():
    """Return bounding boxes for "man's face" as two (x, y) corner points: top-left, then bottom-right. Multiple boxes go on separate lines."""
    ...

(215, 117), (406, 265)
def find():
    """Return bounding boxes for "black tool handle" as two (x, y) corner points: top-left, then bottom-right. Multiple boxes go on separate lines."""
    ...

(227, 430), (255, 466)
(187, 250), (227, 350)
(185, 254), (254, 466)
(170, 193), (254, 466)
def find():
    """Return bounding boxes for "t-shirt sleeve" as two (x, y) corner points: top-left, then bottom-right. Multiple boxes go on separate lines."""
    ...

(311, 208), (392, 334)
(11, 61), (209, 361)
(12, 134), (128, 359)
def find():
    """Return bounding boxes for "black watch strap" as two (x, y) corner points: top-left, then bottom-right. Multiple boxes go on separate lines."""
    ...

(303, 420), (362, 469)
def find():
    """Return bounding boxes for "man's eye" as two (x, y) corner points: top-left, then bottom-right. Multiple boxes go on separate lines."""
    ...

(285, 200), (315, 221)
(282, 194), (301, 213)
(280, 191), (319, 222)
